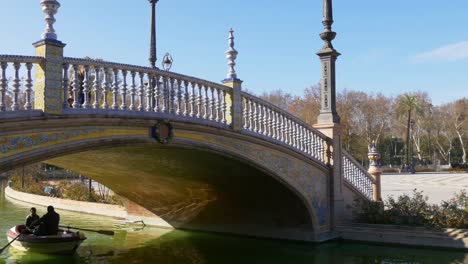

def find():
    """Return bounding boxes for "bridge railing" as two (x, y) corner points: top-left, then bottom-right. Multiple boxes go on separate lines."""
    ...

(61, 57), (232, 126)
(342, 150), (374, 200)
(0, 55), (43, 112)
(241, 92), (329, 165)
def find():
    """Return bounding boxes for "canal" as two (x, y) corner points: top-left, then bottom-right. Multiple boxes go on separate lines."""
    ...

(0, 181), (466, 264)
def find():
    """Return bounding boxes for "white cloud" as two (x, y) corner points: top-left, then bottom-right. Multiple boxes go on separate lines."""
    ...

(411, 41), (468, 63)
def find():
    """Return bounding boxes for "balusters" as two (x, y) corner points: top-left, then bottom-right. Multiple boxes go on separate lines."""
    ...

(0, 62), (7, 111)
(222, 90), (227, 124)
(120, 70), (128, 110)
(196, 83), (202, 118)
(11, 62), (21, 111)
(23, 63), (33, 110)
(92, 66), (101, 109)
(242, 98), (248, 129)
(111, 68), (119, 110)
(62, 64), (69, 109)
(215, 88), (221, 122)
(71, 65), (80, 108)
(299, 125), (305, 152)
(209, 87), (215, 121)
(307, 131), (312, 155)
(183, 80), (189, 116)
(129, 71), (136, 110)
(155, 75), (162, 112)
(266, 108), (272, 137)
(265, 106), (271, 136)
(176, 79), (182, 115)
(261, 105), (266, 134)
(272, 112), (278, 140)
(82, 66), (90, 109)
(146, 74), (154, 112)
(161, 76), (168, 113)
(102, 67), (110, 110)
(138, 72), (145, 111)
(203, 85), (210, 119)
(294, 123), (299, 148)
(189, 82), (196, 117)
(169, 78), (176, 114)
(252, 101), (259, 133)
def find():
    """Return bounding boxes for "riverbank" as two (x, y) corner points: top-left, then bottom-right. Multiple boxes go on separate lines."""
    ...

(338, 224), (468, 251)
(4, 186), (127, 218)
(3, 186), (173, 229)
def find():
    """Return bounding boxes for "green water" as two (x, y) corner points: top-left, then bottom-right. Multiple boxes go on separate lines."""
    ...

(0, 181), (466, 264)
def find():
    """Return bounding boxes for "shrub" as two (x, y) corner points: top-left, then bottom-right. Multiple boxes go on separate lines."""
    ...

(385, 189), (431, 226)
(354, 189), (468, 229)
(58, 182), (98, 202)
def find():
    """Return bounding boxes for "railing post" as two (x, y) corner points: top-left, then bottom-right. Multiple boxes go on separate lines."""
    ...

(33, 0), (65, 115)
(368, 141), (382, 202)
(222, 28), (243, 131)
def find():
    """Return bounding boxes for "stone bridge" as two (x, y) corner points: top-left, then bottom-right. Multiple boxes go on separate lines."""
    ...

(0, 0), (379, 242)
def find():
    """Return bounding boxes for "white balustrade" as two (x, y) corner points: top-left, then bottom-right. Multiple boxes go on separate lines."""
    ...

(241, 93), (329, 164)
(60, 57), (232, 126)
(0, 55), (42, 112)
(342, 151), (374, 200)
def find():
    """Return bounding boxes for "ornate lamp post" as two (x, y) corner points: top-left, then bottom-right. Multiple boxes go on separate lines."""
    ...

(317, 0), (340, 124)
(162, 52), (173, 71)
(148, 0), (159, 69)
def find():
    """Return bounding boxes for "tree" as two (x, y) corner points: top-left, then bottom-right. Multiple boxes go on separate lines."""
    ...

(452, 99), (467, 163)
(395, 94), (423, 166)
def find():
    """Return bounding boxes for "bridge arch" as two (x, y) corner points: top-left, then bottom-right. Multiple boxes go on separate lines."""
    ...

(0, 115), (330, 241)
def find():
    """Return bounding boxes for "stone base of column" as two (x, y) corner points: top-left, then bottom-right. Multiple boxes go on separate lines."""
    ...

(313, 122), (345, 227)
(368, 166), (382, 202)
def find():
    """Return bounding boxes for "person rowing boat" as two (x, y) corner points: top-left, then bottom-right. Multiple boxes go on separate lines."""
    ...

(27, 205), (60, 236)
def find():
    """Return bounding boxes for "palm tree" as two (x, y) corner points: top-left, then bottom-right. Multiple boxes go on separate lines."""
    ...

(396, 94), (422, 167)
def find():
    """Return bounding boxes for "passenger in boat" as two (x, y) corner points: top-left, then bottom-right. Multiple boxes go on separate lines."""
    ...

(33, 205), (60, 236)
(25, 207), (39, 229)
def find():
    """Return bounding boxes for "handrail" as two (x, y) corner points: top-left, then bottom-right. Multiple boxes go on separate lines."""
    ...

(241, 92), (328, 140)
(241, 92), (329, 165)
(342, 149), (374, 200)
(63, 57), (232, 92)
(0, 55), (41, 112)
(61, 57), (232, 126)
(0, 55), (44, 64)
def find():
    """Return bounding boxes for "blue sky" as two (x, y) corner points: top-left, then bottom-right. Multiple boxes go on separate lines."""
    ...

(1, 0), (467, 105)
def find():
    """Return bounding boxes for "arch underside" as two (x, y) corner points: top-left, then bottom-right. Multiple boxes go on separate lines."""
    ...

(36, 144), (318, 241)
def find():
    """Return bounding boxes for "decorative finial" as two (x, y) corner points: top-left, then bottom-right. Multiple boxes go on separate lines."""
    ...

(226, 28), (238, 79)
(368, 141), (381, 167)
(40, 0), (61, 40)
(320, 0), (336, 50)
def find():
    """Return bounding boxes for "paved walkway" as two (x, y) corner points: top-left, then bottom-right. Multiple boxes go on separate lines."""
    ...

(381, 173), (468, 204)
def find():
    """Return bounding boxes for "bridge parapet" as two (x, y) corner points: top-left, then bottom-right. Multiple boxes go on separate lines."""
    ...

(241, 92), (329, 165)
(0, 55), (43, 112)
(343, 150), (375, 200)
(61, 57), (232, 126)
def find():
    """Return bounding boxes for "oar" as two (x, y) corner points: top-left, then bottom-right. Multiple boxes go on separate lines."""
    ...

(60, 225), (115, 236)
(0, 234), (21, 254)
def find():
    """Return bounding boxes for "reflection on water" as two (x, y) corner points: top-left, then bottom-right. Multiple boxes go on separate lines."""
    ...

(1, 181), (466, 264)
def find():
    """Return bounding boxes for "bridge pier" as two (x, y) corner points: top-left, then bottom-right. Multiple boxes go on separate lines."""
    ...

(313, 124), (345, 227)
(33, 39), (65, 115)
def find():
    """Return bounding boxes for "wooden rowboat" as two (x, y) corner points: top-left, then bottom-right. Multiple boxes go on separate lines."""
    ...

(6, 225), (86, 255)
